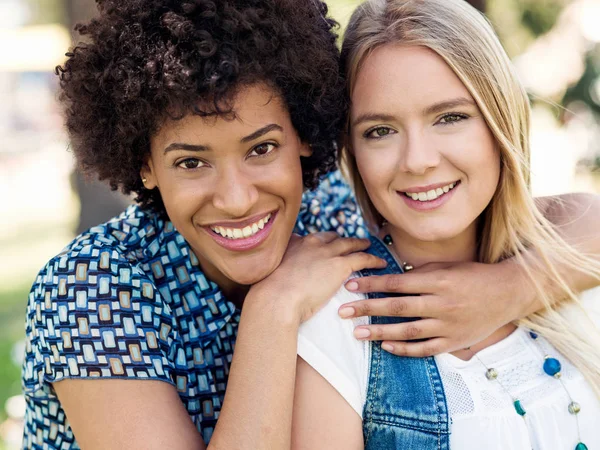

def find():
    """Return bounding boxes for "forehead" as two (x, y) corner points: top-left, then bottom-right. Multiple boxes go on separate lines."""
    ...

(352, 44), (473, 115)
(154, 84), (289, 145)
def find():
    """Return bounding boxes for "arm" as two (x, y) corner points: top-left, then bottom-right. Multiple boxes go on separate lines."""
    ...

(338, 193), (600, 357)
(54, 379), (206, 450)
(531, 192), (600, 296)
(51, 235), (384, 449)
(210, 235), (384, 449)
(292, 357), (363, 450)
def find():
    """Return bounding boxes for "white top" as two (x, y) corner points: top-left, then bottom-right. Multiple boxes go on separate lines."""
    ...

(297, 285), (600, 449)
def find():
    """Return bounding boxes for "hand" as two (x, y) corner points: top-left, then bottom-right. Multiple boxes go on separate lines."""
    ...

(250, 233), (387, 324)
(338, 260), (531, 357)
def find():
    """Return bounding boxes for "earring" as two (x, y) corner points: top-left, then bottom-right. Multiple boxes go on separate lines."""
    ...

(142, 177), (147, 183)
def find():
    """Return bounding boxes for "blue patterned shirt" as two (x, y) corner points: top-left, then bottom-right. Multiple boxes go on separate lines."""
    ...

(22, 171), (366, 449)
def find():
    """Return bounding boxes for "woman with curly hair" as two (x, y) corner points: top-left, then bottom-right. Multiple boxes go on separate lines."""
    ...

(21, 0), (600, 448)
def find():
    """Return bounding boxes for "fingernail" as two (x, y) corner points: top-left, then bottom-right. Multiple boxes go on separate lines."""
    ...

(354, 328), (371, 339)
(381, 343), (394, 352)
(346, 281), (359, 291)
(339, 307), (355, 318)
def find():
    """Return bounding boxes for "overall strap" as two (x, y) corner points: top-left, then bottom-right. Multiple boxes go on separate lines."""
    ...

(360, 236), (450, 449)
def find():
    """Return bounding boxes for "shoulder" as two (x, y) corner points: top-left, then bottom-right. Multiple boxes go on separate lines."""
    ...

(296, 170), (368, 238)
(23, 205), (188, 391)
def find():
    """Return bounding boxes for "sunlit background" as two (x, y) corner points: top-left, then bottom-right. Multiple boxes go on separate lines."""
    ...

(1, 0), (599, 448)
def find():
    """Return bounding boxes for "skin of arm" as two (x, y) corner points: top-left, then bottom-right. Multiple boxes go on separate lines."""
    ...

(340, 193), (600, 357)
(527, 193), (600, 304)
(291, 357), (363, 450)
(53, 379), (207, 450)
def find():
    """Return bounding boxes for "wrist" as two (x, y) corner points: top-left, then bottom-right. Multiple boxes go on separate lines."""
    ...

(499, 257), (537, 320)
(244, 285), (302, 329)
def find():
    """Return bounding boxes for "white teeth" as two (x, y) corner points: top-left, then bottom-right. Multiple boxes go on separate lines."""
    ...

(404, 182), (458, 202)
(211, 213), (273, 240)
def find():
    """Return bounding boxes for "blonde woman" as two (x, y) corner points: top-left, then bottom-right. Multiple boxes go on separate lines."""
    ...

(292, 0), (600, 448)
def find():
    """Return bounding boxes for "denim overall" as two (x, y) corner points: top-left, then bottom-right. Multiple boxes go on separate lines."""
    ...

(360, 236), (450, 449)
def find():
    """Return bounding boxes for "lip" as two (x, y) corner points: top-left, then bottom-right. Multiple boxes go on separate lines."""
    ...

(401, 180), (459, 194)
(398, 181), (461, 211)
(205, 210), (277, 229)
(203, 210), (278, 252)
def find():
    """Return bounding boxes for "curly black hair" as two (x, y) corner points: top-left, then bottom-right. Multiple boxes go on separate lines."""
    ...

(57, 0), (346, 213)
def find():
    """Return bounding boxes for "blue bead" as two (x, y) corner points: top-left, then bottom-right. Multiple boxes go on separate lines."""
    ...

(543, 357), (562, 377)
(575, 443), (588, 450)
(529, 331), (538, 339)
(383, 234), (393, 246)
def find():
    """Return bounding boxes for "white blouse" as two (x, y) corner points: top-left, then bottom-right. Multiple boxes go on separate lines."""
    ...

(297, 285), (600, 449)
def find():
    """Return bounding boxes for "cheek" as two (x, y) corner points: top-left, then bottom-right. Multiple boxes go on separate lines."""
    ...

(355, 147), (395, 192)
(473, 131), (501, 191)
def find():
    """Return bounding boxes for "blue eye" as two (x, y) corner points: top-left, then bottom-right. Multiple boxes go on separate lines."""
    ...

(438, 113), (468, 125)
(177, 158), (206, 170)
(249, 142), (277, 157)
(364, 126), (396, 139)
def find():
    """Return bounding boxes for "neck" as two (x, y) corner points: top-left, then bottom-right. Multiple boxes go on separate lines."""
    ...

(198, 260), (250, 310)
(382, 223), (479, 268)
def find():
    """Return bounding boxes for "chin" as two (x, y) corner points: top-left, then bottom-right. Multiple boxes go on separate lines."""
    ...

(226, 261), (279, 286)
(406, 226), (461, 243)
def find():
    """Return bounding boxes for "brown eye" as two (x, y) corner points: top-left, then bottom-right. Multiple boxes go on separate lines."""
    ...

(177, 158), (205, 169)
(249, 143), (276, 157)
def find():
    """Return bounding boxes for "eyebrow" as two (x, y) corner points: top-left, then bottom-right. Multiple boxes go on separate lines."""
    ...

(240, 123), (283, 143)
(352, 113), (397, 128)
(423, 97), (476, 116)
(164, 143), (210, 154)
(163, 123), (283, 154)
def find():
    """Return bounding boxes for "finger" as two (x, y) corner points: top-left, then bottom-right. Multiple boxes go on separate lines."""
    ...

(328, 237), (371, 256)
(353, 319), (441, 342)
(306, 231), (340, 244)
(339, 295), (436, 319)
(380, 338), (447, 358)
(345, 273), (433, 295)
(342, 251), (388, 273)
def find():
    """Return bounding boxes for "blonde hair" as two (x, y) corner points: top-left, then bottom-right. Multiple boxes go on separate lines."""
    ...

(341, 0), (600, 397)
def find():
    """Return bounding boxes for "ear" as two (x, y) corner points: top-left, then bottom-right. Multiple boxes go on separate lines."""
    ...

(140, 158), (158, 190)
(299, 142), (313, 158)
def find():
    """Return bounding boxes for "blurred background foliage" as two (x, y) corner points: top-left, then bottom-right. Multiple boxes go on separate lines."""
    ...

(1, 0), (600, 448)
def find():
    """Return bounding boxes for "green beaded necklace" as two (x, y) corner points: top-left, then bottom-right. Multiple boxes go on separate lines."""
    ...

(466, 332), (587, 450)
(383, 233), (588, 449)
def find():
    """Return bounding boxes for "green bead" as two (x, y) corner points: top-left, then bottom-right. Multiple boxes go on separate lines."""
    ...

(513, 400), (526, 416)
(568, 401), (581, 415)
(575, 443), (588, 450)
(383, 234), (393, 246)
(485, 368), (498, 380)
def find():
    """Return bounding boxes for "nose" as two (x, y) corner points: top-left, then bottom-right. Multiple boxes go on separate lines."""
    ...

(212, 165), (259, 217)
(398, 129), (441, 175)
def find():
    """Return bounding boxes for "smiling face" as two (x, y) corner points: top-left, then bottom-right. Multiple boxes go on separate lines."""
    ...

(350, 45), (500, 255)
(142, 84), (311, 289)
